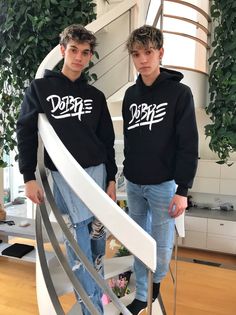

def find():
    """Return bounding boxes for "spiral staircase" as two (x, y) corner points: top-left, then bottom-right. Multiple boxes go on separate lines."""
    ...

(34, 1), (211, 314)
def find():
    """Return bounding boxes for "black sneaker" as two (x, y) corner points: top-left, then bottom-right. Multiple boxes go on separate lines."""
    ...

(120, 283), (160, 314)
(120, 299), (147, 315)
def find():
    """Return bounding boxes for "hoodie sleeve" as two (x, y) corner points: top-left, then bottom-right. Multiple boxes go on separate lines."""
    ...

(16, 83), (41, 183)
(174, 86), (199, 196)
(97, 93), (117, 183)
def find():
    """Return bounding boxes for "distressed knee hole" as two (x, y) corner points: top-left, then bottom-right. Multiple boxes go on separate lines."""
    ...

(94, 254), (103, 273)
(72, 260), (83, 272)
(90, 219), (106, 240)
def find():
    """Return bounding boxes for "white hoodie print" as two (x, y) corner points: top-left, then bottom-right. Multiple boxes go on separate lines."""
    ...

(128, 102), (168, 131)
(46, 94), (93, 120)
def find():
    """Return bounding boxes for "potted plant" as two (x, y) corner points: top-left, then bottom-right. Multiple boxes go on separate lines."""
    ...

(205, 0), (236, 165)
(0, 0), (97, 167)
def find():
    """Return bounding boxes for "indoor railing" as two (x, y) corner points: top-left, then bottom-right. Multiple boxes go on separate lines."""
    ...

(36, 112), (156, 315)
(35, 1), (158, 315)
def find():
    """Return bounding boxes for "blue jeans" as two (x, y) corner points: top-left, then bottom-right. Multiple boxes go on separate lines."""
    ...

(126, 179), (176, 302)
(51, 164), (106, 315)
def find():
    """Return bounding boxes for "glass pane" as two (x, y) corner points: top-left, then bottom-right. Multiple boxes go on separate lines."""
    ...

(146, 0), (210, 73)
(163, 34), (207, 72)
(163, 33), (196, 69)
(3, 152), (25, 205)
(163, 18), (198, 37)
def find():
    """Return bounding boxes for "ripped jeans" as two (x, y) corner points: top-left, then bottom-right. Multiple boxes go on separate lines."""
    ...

(51, 165), (106, 315)
(63, 216), (105, 315)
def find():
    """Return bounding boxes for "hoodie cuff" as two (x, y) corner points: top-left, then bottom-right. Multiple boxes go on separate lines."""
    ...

(23, 172), (36, 183)
(176, 185), (188, 197)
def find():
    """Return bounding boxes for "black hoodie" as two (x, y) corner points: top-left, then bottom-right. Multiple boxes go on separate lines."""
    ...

(17, 70), (117, 183)
(122, 68), (198, 196)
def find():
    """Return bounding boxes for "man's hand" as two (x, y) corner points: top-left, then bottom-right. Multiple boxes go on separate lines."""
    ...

(106, 180), (116, 201)
(25, 180), (44, 204)
(168, 194), (187, 218)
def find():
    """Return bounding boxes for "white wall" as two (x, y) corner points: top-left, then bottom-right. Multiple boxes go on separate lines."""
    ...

(94, 0), (124, 17)
(0, 168), (3, 206)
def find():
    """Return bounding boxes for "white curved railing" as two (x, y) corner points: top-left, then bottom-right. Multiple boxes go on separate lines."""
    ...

(35, 0), (155, 272)
(35, 1), (157, 314)
(38, 113), (156, 270)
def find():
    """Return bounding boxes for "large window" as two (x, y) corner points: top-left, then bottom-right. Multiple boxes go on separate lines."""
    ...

(147, 0), (210, 73)
(3, 152), (24, 205)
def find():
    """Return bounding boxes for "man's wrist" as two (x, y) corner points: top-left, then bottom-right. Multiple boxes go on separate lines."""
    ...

(24, 173), (36, 183)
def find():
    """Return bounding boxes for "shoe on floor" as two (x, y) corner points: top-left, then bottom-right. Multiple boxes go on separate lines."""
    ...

(120, 299), (147, 315)
(120, 283), (160, 314)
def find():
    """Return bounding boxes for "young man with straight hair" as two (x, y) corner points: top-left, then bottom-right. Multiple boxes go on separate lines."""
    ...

(121, 25), (198, 315)
(17, 24), (117, 315)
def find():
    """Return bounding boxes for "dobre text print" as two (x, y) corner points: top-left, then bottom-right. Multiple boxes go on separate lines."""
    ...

(46, 95), (93, 120)
(128, 102), (168, 130)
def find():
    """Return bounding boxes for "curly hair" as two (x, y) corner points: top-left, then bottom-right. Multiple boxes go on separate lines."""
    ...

(59, 24), (97, 53)
(126, 25), (163, 53)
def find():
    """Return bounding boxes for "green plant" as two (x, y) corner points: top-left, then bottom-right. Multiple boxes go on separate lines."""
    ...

(115, 245), (130, 257)
(0, 0), (97, 167)
(205, 0), (236, 165)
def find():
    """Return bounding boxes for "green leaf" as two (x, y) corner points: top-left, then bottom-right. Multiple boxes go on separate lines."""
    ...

(91, 73), (97, 81)
(0, 160), (8, 168)
(224, 40), (236, 52)
(206, 1), (236, 164)
(216, 160), (225, 165)
(1, 44), (6, 53)
(0, 0), (97, 167)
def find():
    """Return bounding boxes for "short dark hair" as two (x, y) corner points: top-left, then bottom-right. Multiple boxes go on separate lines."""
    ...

(59, 24), (97, 53)
(126, 25), (163, 53)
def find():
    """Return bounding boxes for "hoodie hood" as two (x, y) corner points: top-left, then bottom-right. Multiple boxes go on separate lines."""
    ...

(43, 69), (88, 84)
(136, 67), (184, 91)
(159, 67), (184, 82)
(17, 68), (117, 184)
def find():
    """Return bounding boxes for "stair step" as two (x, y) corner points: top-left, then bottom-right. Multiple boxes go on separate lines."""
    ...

(104, 255), (133, 279)
(104, 291), (135, 315)
(67, 302), (83, 315)
(67, 292), (164, 315)
(67, 292), (136, 315)
(51, 255), (134, 296)
(107, 82), (134, 105)
(104, 295), (165, 315)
